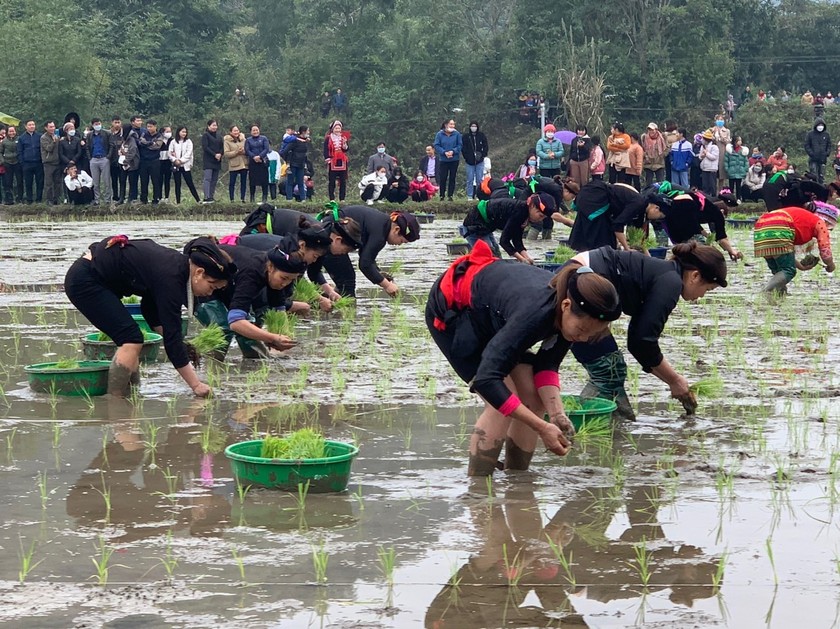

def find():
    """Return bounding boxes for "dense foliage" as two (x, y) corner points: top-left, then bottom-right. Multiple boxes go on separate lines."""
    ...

(3, 0), (838, 174)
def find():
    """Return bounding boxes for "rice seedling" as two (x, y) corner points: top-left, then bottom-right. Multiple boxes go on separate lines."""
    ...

(230, 546), (246, 583)
(712, 549), (729, 593)
(628, 537), (653, 588)
(235, 481), (251, 506)
(766, 537), (778, 585)
(501, 543), (525, 588)
(311, 539), (329, 584)
(51, 423), (62, 449)
(292, 279), (323, 307)
(353, 484), (365, 511)
(36, 470), (48, 509)
(18, 537), (42, 583)
(186, 324), (227, 364)
(90, 535), (123, 586)
(545, 535), (576, 588)
(261, 429), (325, 459)
(550, 244), (577, 263)
(95, 481), (113, 523)
(156, 531), (178, 582)
(332, 296), (357, 317)
(54, 358), (80, 369)
(142, 420), (161, 455)
(291, 480), (311, 511)
(264, 310), (297, 337)
(5, 426), (16, 459)
(377, 545), (397, 586)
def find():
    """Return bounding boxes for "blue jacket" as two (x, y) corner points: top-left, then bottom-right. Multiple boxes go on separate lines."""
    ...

(434, 129), (462, 163)
(17, 131), (42, 164)
(536, 138), (564, 170)
(137, 129), (164, 161)
(245, 135), (270, 164)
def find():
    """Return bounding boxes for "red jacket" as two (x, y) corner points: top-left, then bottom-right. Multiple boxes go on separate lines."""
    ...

(409, 178), (438, 196)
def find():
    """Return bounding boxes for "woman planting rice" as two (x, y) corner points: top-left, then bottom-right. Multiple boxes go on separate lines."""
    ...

(568, 242), (728, 420)
(567, 179), (650, 252)
(645, 189), (743, 260)
(196, 234), (314, 359)
(425, 240), (621, 476)
(64, 236), (236, 396)
(754, 200), (836, 296)
(238, 204), (363, 306)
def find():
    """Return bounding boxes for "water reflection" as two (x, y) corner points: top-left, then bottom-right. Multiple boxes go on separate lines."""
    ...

(425, 481), (719, 628)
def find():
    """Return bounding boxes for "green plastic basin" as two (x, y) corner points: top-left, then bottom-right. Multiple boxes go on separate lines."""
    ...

(225, 439), (359, 493)
(25, 361), (112, 396)
(81, 332), (162, 363)
(562, 395), (617, 430)
(132, 314), (189, 336)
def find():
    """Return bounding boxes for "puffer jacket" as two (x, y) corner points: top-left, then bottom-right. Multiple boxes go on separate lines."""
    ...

(805, 118), (832, 163)
(724, 144), (749, 179)
(535, 137), (564, 169)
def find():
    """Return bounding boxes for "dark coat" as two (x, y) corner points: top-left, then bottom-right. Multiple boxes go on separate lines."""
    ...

(805, 118), (832, 163)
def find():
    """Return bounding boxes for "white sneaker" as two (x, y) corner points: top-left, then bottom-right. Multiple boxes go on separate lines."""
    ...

(376, 199), (385, 203)
(366, 199), (374, 205)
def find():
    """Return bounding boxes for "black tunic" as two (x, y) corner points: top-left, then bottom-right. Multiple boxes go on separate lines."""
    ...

(426, 260), (571, 410)
(661, 193), (728, 244)
(88, 238), (191, 368)
(463, 198), (529, 256)
(330, 205), (392, 285)
(568, 181), (647, 251)
(587, 246), (683, 371)
(245, 211), (330, 286)
(218, 244), (291, 317)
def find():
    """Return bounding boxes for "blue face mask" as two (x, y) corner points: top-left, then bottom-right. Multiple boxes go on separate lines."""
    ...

(377, 147), (386, 154)
(527, 159), (536, 166)
(715, 120), (725, 127)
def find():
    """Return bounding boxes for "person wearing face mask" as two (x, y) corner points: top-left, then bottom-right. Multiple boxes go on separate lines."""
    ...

(84, 118), (112, 206)
(58, 123), (84, 182)
(766, 146), (788, 173)
(408, 169), (438, 201)
(159, 126), (174, 202)
(805, 118), (832, 183)
(742, 162), (766, 202)
(462, 121), (489, 200)
(385, 166), (409, 203)
(434, 119), (462, 201)
(536, 124), (564, 178)
(366, 142), (396, 177)
(517, 152), (538, 179)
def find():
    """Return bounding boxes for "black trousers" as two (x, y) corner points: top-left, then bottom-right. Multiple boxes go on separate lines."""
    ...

(328, 169), (347, 200)
(3, 163), (22, 203)
(64, 258), (144, 345)
(138, 159), (161, 203)
(22, 163), (43, 203)
(110, 162), (125, 201)
(321, 253), (356, 297)
(160, 161), (172, 199)
(173, 168), (200, 203)
(438, 161), (458, 199)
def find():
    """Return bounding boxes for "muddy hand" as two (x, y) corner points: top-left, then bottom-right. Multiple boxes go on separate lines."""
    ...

(549, 412), (576, 439)
(676, 391), (698, 415)
(269, 335), (297, 351)
(539, 422), (571, 456)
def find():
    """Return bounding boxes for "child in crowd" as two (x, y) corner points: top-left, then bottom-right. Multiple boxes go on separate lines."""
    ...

(409, 170), (438, 201)
(589, 136), (605, 180)
(267, 147), (281, 199)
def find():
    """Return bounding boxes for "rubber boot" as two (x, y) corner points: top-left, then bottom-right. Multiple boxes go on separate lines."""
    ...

(468, 440), (504, 477)
(762, 271), (790, 300)
(503, 437), (534, 471)
(578, 350), (636, 422)
(107, 360), (137, 397)
(237, 337), (271, 359)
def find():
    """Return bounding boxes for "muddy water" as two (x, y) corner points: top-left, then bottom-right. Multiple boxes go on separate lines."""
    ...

(0, 219), (840, 627)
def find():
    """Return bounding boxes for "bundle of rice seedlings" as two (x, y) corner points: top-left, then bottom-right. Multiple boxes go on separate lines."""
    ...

(96, 331), (155, 342)
(187, 324), (227, 355)
(332, 297), (356, 317)
(690, 377), (724, 398)
(54, 358), (80, 369)
(551, 245), (577, 263)
(261, 428), (326, 459)
(292, 279), (322, 307)
(121, 295), (140, 304)
(264, 310), (297, 337)
(562, 396), (583, 412)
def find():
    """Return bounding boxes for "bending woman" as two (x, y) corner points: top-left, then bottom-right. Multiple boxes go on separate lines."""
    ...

(568, 179), (648, 252)
(65, 236), (235, 397)
(569, 242), (728, 420)
(197, 235), (310, 359)
(426, 240), (621, 476)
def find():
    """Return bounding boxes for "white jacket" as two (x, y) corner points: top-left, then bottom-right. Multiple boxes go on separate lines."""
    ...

(64, 170), (93, 191)
(358, 172), (388, 197)
(699, 142), (719, 172)
(168, 139), (194, 171)
(744, 167), (766, 191)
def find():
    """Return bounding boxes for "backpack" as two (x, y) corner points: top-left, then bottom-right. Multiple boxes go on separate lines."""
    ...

(671, 141), (692, 172)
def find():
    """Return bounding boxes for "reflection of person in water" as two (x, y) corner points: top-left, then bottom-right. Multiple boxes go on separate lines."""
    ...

(66, 401), (231, 542)
(425, 483), (718, 628)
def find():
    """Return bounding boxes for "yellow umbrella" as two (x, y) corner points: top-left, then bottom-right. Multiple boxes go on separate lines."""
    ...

(0, 112), (20, 126)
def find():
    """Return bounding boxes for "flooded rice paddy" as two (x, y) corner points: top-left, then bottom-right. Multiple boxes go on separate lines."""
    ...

(0, 217), (840, 627)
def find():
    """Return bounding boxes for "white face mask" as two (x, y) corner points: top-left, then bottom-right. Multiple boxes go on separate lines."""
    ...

(416, 176), (424, 182)
(817, 125), (825, 132)
(93, 124), (102, 132)
(164, 132), (172, 139)
(470, 126), (477, 132)
(447, 126), (455, 133)
(68, 130), (76, 137)
(546, 133), (554, 140)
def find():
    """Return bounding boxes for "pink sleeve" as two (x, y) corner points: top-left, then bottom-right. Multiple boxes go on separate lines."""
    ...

(533, 370), (560, 389)
(498, 394), (521, 417)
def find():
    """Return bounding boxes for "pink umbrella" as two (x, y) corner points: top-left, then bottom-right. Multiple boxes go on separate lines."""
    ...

(556, 130), (578, 145)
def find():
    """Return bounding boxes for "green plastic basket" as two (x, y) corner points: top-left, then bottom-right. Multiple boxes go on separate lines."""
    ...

(81, 332), (162, 363)
(562, 395), (617, 430)
(224, 439), (359, 493)
(132, 314), (189, 336)
(25, 361), (112, 396)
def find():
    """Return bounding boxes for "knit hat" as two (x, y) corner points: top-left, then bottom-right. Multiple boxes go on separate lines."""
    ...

(814, 201), (839, 228)
(543, 124), (556, 133)
(647, 122), (658, 130)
